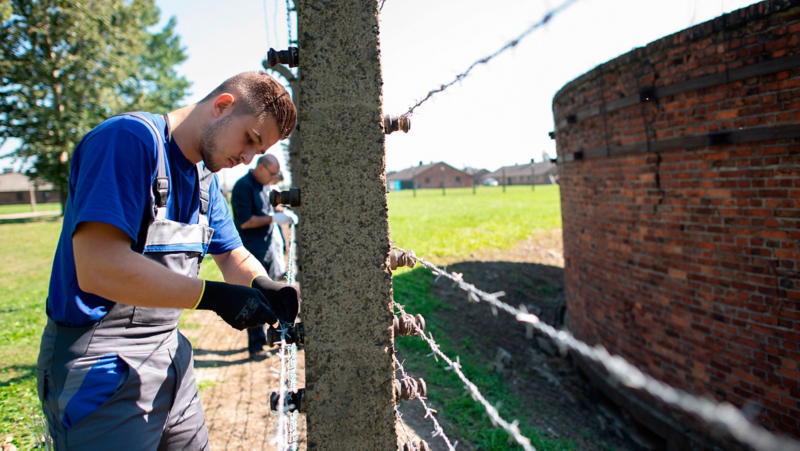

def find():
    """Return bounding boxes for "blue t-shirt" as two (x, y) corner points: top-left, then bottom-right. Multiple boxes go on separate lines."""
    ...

(231, 171), (275, 262)
(47, 113), (243, 327)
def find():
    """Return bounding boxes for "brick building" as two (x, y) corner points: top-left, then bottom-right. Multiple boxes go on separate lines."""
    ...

(0, 172), (60, 205)
(553, 1), (800, 447)
(486, 160), (558, 186)
(386, 162), (473, 190)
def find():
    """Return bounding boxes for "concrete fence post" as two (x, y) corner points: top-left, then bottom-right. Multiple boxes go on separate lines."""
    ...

(297, 0), (396, 449)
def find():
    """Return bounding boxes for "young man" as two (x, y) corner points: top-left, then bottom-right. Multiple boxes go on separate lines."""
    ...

(37, 71), (299, 450)
(231, 154), (299, 360)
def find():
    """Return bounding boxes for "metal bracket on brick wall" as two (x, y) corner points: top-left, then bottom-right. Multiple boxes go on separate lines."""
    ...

(555, 124), (800, 163)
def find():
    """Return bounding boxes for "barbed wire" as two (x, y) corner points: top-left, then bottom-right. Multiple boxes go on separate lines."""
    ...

(392, 353), (457, 451)
(393, 301), (534, 451)
(286, 0), (293, 45)
(379, 0), (387, 11)
(272, 224), (299, 450)
(396, 406), (418, 451)
(403, 0), (579, 117)
(286, 224), (299, 450)
(390, 244), (800, 451)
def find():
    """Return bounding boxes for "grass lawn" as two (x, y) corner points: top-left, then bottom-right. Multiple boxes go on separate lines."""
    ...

(0, 183), (564, 449)
(389, 185), (571, 449)
(388, 185), (561, 259)
(0, 203), (61, 216)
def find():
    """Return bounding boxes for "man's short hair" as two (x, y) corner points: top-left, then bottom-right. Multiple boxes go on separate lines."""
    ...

(201, 71), (297, 140)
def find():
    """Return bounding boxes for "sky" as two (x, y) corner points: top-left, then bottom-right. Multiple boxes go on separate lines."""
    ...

(0, 0), (759, 189)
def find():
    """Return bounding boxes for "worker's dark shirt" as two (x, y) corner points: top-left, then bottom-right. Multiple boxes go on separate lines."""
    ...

(231, 171), (275, 263)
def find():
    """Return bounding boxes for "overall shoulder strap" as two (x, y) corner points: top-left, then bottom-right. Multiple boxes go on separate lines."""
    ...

(196, 163), (214, 226)
(115, 112), (169, 220)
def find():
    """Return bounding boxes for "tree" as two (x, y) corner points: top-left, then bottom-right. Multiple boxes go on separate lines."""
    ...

(0, 0), (191, 213)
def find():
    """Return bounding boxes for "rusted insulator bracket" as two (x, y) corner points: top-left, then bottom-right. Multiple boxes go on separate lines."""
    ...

(267, 322), (305, 348)
(384, 115), (411, 134)
(388, 249), (416, 271)
(265, 47), (298, 68)
(393, 313), (425, 338)
(269, 187), (301, 207)
(400, 440), (430, 451)
(270, 388), (305, 414)
(393, 377), (427, 403)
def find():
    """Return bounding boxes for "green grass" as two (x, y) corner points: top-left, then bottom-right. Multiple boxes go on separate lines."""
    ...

(0, 203), (61, 216)
(0, 218), (62, 448)
(388, 185), (561, 259)
(389, 185), (570, 449)
(394, 269), (574, 450)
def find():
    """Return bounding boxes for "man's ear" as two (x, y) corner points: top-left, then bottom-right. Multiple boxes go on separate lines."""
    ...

(212, 93), (236, 118)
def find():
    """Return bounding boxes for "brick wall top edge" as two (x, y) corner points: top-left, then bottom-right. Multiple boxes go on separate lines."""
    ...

(552, 0), (800, 107)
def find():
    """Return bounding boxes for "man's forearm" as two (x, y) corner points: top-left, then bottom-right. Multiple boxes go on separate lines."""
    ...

(213, 246), (269, 286)
(240, 215), (272, 229)
(74, 222), (203, 309)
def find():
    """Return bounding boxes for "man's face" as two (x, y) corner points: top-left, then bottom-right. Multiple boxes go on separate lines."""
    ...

(199, 112), (281, 173)
(254, 159), (283, 185)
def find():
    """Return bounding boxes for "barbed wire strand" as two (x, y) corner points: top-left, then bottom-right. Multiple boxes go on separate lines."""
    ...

(403, 0), (579, 117)
(272, 224), (299, 450)
(396, 405), (418, 451)
(390, 244), (800, 451)
(379, 0), (387, 11)
(286, 224), (299, 450)
(392, 353), (458, 451)
(286, 0), (293, 45)
(393, 301), (535, 451)
(272, 327), (289, 450)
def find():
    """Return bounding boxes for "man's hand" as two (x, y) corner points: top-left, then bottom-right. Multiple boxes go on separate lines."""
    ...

(251, 276), (300, 324)
(272, 210), (298, 225)
(195, 281), (278, 330)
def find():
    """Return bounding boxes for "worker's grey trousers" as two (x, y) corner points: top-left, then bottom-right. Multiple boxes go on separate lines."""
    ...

(37, 312), (208, 450)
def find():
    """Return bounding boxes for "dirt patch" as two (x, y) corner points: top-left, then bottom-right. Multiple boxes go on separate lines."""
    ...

(180, 311), (307, 450)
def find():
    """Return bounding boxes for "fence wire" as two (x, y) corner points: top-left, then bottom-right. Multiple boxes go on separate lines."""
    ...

(393, 353), (457, 451)
(273, 224), (299, 450)
(393, 301), (534, 451)
(391, 244), (800, 451)
(403, 0), (579, 116)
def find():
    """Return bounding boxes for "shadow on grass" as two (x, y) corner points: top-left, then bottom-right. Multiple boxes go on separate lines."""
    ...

(0, 365), (36, 388)
(193, 358), (254, 368)
(0, 216), (62, 226)
(193, 348), (247, 357)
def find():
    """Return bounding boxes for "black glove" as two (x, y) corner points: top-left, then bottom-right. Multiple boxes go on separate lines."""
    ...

(251, 276), (300, 325)
(195, 281), (278, 330)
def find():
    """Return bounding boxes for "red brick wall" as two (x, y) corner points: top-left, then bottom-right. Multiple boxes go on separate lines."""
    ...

(415, 163), (473, 189)
(553, 0), (800, 440)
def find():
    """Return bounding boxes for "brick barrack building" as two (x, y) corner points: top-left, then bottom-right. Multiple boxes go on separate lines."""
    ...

(552, 0), (800, 448)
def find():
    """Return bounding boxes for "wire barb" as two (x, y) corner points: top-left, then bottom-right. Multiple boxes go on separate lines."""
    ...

(391, 244), (800, 451)
(403, 0), (579, 116)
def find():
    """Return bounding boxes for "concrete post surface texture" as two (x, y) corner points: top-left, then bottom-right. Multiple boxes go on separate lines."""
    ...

(297, 1), (396, 449)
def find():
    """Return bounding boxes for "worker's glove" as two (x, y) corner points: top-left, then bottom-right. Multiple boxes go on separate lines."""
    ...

(251, 276), (300, 324)
(194, 281), (278, 330)
(273, 210), (298, 225)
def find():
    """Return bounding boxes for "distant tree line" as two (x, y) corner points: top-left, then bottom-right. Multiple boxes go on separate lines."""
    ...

(0, 0), (191, 213)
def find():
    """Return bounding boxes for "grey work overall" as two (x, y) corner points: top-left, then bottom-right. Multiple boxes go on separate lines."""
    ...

(37, 113), (213, 450)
